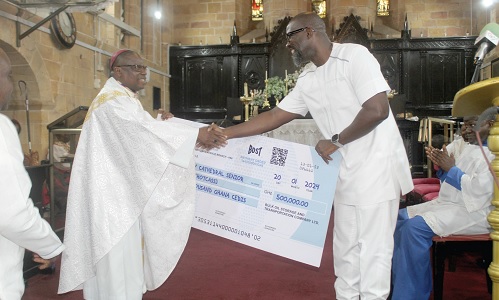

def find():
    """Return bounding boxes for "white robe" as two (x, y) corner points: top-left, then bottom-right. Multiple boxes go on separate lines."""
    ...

(407, 139), (495, 236)
(0, 113), (65, 300)
(58, 77), (199, 293)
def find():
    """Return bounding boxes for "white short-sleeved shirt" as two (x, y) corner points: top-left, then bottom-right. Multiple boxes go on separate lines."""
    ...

(279, 43), (413, 205)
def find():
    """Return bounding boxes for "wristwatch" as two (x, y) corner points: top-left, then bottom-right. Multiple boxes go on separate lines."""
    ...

(331, 133), (343, 148)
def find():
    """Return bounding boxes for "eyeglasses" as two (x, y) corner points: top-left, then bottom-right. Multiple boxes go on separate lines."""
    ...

(286, 27), (314, 40)
(116, 65), (148, 72)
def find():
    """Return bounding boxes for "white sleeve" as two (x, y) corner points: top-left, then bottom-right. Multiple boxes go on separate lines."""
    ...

(0, 116), (64, 259)
(347, 45), (390, 105)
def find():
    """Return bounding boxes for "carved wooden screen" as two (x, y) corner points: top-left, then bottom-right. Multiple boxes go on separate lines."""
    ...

(334, 13), (370, 49)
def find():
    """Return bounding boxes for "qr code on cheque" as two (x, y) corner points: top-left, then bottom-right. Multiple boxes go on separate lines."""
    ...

(270, 147), (288, 167)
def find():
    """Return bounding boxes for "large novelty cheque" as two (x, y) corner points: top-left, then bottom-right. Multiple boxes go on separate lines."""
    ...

(169, 118), (341, 267)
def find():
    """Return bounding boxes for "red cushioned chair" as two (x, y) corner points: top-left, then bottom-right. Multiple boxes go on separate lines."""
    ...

(422, 191), (439, 202)
(404, 179), (441, 207)
(413, 184), (441, 197)
(412, 177), (441, 185)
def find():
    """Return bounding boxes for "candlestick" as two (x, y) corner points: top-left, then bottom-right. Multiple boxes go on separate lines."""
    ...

(262, 78), (270, 108)
(240, 95), (253, 121)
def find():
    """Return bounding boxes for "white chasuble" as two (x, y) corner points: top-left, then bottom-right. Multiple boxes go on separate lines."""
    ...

(58, 78), (198, 293)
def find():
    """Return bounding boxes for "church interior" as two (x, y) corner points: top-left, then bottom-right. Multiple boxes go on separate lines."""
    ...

(2, 0), (499, 299)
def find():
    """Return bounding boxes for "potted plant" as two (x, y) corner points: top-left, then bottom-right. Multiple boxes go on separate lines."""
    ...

(264, 76), (286, 106)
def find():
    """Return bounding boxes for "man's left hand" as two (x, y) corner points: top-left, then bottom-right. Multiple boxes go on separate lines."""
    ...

(315, 139), (339, 164)
(160, 110), (174, 120)
(33, 253), (55, 270)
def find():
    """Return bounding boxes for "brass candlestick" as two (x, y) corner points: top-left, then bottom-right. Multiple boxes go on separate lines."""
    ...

(262, 78), (270, 108)
(240, 95), (253, 121)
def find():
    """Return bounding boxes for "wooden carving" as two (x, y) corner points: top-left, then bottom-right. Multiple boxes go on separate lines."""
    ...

(334, 13), (370, 49)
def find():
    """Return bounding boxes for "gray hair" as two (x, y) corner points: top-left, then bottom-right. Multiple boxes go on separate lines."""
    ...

(473, 106), (498, 132)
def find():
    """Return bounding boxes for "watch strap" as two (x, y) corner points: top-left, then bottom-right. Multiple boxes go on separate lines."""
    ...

(331, 133), (343, 148)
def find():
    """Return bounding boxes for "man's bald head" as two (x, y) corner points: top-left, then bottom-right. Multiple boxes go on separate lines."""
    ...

(291, 12), (326, 33)
(0, 48), (13, 111)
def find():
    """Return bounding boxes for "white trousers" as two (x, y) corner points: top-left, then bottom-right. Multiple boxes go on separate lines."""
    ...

(333, 198), (399, 300)
(83, 220), (145, 300)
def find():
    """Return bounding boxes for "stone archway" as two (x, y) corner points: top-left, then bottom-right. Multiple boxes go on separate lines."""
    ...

(0, 39), (53, 153)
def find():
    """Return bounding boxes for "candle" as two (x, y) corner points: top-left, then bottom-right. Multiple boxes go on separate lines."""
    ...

(265, 71), (268, 80)
(244, 82), (248, 97)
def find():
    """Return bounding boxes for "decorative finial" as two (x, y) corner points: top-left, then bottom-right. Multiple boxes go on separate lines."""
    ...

(230, 20), (239, 45)
(401, 13), (411, 39)
(232, 20), (237, 36)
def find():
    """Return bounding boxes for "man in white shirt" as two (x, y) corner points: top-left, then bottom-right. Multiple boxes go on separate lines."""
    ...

(0, 47), (65, 300)
(222, 12), (413, 300)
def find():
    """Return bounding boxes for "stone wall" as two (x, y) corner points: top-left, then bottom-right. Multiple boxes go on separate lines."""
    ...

(171, 0), (240, 45)
(0, 0), (172, 154)
(1, 0), (498, 155)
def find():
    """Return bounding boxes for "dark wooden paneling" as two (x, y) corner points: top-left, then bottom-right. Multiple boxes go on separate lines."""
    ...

(371, 36), (476, 175)
(169, 44), (269, 123)
(371, 36), (476, 117)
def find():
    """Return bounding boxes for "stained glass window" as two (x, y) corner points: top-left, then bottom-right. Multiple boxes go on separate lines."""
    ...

(377, 0), (389, 16)
(312, 1), (326, 19)
(252, 0), (263, 21)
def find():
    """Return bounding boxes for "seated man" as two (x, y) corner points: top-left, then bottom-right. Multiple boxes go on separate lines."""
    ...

(391, 109), (496, 300)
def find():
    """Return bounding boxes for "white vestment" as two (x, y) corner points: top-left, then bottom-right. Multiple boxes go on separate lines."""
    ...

(408, 139), (495, 236)
(58, 77), (199, 294)
(0, 113), (65, 300)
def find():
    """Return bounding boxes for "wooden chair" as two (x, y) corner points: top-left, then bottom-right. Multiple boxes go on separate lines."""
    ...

(432, 233), (492, 300)
(418, 117), (456, 178)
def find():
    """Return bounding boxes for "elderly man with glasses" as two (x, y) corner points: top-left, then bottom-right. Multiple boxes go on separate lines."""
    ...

(58, 49), (226, 299)
(221, 12), (413, 299)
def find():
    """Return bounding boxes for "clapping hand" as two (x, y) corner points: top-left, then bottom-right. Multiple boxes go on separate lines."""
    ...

(425, 145), (455, 172)
(197, 123), (227, 150)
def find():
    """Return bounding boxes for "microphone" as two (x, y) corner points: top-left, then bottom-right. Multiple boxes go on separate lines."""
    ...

(472, 106), (499, 132)
(474, 23), (499, 63)
(470, 23), (499, 84)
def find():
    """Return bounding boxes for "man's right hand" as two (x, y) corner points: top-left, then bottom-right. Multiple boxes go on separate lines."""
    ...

(197, 124), (227, 150)
(425, 145), (455, 172)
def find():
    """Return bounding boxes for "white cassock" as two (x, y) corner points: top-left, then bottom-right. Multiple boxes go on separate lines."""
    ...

(0, 113), (65, 300)
(58, 77), (199, 295)
(408, 138), (495, 236)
